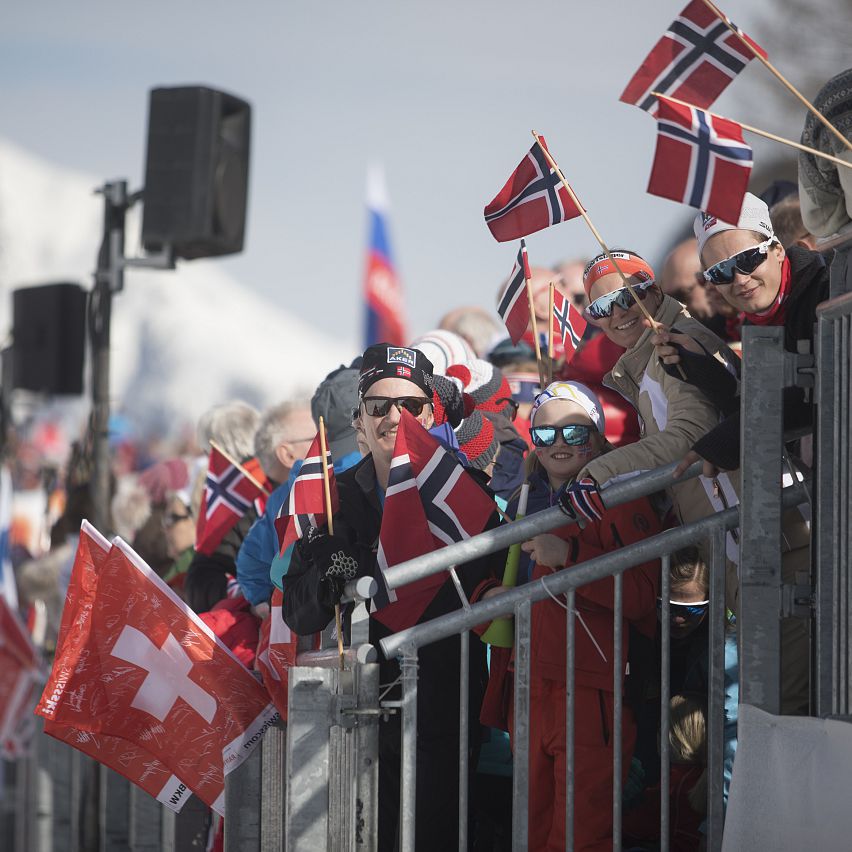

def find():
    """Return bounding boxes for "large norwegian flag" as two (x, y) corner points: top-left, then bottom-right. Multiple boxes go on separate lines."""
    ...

(196, 445), (268, 556)
(275, 434), (338, 555)
(620, 0), (766, 114)
(36, 523), (278, 816)
(484, 136), (583, 242)
(647, 95), (752, 223)
(552, 289), (588, 364)
(371, 410), (495, 632)
(497, 240), (532, 344)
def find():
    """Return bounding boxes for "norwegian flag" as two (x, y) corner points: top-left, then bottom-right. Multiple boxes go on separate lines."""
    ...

(484, 136), (583, 242)
(196, 446), (268, 556)
(620, 0), (766, 114)
(372, 410), (495, 632)
(552, 289), (588, 364)
(0, 596), (40, 758)
(497, 241), (533, 344)
(36, 523), (278, 816)
(647, 95), (752, 223)
(274, 435), (338, 555)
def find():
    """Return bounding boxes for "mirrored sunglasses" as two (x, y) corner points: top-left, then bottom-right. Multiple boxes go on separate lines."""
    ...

(361, 396), (432, 417)
(702, 238), (775, 285)
(656, 598), (710, 619)
(530, 424), (592, 447)
(586, 279), (656, 320)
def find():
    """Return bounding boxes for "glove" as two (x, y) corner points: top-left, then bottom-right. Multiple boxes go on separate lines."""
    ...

(300, 528), (360, 608)
(557, 477), (605, 524)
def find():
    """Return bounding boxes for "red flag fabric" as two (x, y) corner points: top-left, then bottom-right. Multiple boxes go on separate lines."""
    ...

(497, 241), (533, 345)
(551, 289), (588, 364)
(0, 596), (40, 757)
(196, 446), (268, 556)
(35, 523), (278, 816)
(620, 0), (766, 114)
(274, 434), (338, 555)
(372, 410), (495, 631)
(647, 95), (752, 223)
(484, 136), (583, 242)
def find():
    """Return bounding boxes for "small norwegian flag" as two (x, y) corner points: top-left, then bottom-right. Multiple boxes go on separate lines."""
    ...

(274, 434), (338, 555)
(497, 241), (533, 345)
(552, 289), (587, 364)
(620, 0), (766, 114)
(484, 136), (583, 242)
(647, 94), (752, 223)
(196, 446), (268, 556)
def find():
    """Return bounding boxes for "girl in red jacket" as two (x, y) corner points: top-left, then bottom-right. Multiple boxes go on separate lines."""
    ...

(515, 381), (661, 851)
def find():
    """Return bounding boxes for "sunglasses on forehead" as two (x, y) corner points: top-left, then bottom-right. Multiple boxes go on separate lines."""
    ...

(703, 237), (775, 285)
(656, 598), (709, 618)
(361, 396), (432, 417)
(530, 424), (592, 447)
(586, 279), (656, 320)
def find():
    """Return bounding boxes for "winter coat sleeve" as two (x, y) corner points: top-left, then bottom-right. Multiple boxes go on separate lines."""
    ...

(236, 484), (290, 606)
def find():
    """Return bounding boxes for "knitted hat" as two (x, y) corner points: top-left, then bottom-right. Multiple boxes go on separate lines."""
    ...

(447, 360), (514, 417)
(407, 330), (475, 375)
(431, 374), (474, 428)
(455, 410), (500, 471)
(693, 191), (775, 254)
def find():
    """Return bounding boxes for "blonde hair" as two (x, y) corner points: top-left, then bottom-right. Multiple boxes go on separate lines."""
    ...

(670, 546), (709, 599)
(668, 693), (706, 765)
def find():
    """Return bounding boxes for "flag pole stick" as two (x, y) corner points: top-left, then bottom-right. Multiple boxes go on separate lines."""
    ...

(699, 0), (852, 153)
(548, 281), (556, 384)
(318, 417), (345, 670)
(525, 272), (546, 390)
(652, 92), (852, 172)
(209, 440), (272, 496)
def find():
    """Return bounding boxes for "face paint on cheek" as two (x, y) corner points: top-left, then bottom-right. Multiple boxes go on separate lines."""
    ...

(576, 444), (595, 457)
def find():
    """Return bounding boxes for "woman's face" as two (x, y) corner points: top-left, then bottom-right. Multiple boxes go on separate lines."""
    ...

(588, 272), (662, 349)
(163, 496), (194, 559)
(667, 578), (709, 639)
(532, 399), (603, 486)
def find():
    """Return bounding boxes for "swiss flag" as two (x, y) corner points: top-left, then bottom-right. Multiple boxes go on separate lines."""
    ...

(0, 596), (40, 757)
(36, 522), (278, 816)
(372, 410), (495, 631)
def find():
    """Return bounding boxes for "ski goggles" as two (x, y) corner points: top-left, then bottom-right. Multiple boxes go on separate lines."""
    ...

(702, 237), (775, 285)
(586, 279), (656, 320)
(656, 598), (710, 619)
(361, 396), (433, 417)
(529, 424), (592, 448)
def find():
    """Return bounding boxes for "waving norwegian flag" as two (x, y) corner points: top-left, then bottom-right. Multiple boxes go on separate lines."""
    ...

(497, 241), (532, 344)
(647, 95), (752, 223)
(0, 595), (40, 758)
(196, 446), (268, 556)
(372, 410), (495, 631)
(620, 0), (766, 114)
(36, 524), (278, 816)
(552, 289), (588, 364)
(484, 136), (583, 242)
(274, 434), (338, 555)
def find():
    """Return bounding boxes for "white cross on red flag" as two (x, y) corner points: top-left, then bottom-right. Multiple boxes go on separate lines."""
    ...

(36, 521), (278, 816)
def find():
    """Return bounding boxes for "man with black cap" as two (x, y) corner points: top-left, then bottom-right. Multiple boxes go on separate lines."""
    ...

(281, 342), (504, 851)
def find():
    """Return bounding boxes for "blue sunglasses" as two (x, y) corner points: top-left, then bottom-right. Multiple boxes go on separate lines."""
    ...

(530, 424), (592, 447)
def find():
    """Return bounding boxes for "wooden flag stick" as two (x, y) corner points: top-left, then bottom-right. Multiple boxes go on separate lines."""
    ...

(209, 440), (272, 496)
(548, 281), (556, 384)
(318, 417), (345, 670)
(652, 92), (852, 172)
(699, 0), (852, 153)
(525, 272), (547, 390)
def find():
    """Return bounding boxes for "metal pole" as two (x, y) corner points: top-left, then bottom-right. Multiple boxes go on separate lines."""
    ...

(260, 719), (287, 852)
(399, 645), (419, 852)
(511, 599), (530, 852)
(659, 554), (671, 852)
(458, 631), (469, 852)
(565, 588), (575, 852)
(612, 573), (622, 852)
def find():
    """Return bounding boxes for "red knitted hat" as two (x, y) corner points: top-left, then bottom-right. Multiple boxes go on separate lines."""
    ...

(455, 410), (499, 471)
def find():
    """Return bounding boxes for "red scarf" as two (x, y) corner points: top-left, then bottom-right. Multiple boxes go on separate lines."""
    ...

(744, 256), (791, 326)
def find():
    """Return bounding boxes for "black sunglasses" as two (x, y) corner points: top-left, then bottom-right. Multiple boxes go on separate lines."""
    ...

(361, 396), (432, 417)
(530, 424), (592, 447)
(495, 397), (520, 421)
(586, 279), (656, 320)
(703, 238), (774, 285)
(656, 598), (709, 618)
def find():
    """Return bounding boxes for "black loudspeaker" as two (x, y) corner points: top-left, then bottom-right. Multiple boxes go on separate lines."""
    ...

(12, 283), (87, 395)
(141, 86), (251, 260)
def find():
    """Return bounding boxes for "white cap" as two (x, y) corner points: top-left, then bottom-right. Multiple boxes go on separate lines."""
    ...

(693, 192), (775, 254)
(407, 330), (475, 375)
(530, 381), (605, 433)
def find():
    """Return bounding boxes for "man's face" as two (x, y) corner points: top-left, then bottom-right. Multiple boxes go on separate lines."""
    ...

(359, 377), (434, 463)
(587, 272), (662, 349)
(701, 230), (785, 314)
(661, 240), (713, 319)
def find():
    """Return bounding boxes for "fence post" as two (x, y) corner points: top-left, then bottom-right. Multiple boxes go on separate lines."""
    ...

(128, 784), (163, 852)
(260, 719), (287, 852)
(738, 325), (786, 714)
(224, 736), (263, 852)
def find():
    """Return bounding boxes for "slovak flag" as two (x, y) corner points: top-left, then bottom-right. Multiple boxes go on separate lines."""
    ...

(275, 434), (338, 554)
(196, 446), (268, 556)
(364, 164), (406, 348)
(497, 241), (532, 344)
(647, 95), (752, 223)
(552, 289), (588, 364)
(36, 522), (278, 816)
(372, 409), (495, 632)
(484, 136), (583, 242)
(620, 0), (766, 114)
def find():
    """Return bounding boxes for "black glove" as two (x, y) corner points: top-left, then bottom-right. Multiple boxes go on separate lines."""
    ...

(300, 528), (360, 608)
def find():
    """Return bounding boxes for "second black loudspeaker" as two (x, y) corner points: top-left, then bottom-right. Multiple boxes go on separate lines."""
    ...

(141, 86), (251, 260)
